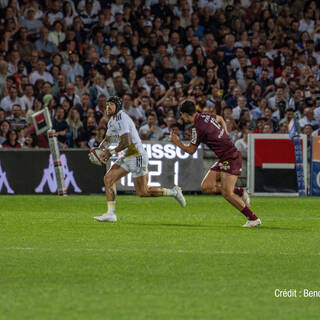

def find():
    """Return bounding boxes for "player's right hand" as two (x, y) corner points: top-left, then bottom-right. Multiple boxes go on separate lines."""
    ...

(170, 131), (179, 144)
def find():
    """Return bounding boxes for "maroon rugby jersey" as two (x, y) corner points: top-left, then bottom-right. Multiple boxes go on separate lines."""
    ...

(191, 113), (239, 161)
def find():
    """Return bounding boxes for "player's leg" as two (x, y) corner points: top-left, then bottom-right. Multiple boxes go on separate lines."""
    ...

(133, 173), (186, 207)
(220, 172), (261, 227)
(94, 164), (128, 222)
(201, 170), (221, 194)
(201, 168), (247, 203)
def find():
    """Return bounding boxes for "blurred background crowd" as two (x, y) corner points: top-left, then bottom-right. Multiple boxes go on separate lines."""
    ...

(0, 0), (320, 153)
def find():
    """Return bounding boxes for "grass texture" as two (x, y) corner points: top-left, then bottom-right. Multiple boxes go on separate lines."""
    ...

(0, 195), (320, 320)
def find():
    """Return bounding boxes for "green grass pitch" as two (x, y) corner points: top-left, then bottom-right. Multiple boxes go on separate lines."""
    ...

(1, 195), (320, 320)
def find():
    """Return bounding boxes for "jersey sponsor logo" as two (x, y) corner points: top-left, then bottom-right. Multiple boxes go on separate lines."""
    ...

(191, 128), (197, 145)
(0, 161), (14, 194)
(35, 154), (82, 193)
(218, 161), (231, 171)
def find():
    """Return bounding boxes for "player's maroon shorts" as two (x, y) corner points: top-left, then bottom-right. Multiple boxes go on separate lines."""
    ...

(210, 152), (242, 176)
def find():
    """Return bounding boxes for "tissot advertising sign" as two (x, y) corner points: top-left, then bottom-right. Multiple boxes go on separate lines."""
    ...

(0, 143), (203, 194)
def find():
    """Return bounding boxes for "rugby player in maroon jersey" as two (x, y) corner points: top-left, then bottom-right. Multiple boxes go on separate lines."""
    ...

(170, 100), (261, 227)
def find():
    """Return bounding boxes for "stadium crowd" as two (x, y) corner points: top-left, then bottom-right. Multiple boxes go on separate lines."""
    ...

(0, 0), (320, 152)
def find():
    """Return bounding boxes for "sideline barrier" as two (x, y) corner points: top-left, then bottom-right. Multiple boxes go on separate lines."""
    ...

(0, 142), (204, 194)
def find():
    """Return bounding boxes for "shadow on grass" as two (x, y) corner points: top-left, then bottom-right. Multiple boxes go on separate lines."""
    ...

(122, 222), (305, 231)
(122, 221), (241, 230)
(259, 226), (305, 231)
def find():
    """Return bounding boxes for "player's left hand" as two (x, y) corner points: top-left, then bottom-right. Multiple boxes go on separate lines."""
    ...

(170, 131), (180, 145)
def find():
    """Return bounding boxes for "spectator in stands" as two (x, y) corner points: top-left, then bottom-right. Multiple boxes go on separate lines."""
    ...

(81, 115), (98, 144)
(62, 1), (77, 27)
(279, 121), (289, 134)
(299, 107), (318, 130)
(80, 0), (99, 32)
(88, 126), (105, 148)
(48, 20), (66, 47)
(6, 104), (27, 129)
(60, 82), (81, 109)
(35, 27), (58, 61)
(76, 93), (91, 121)
(235, 129), (248, 153)
(89, 73), (110, 105)
(94, 94), (107, 120)
(25, 97), (43, 125)
(1, 128), (21, 148)
(0, 0), (320, 153)
(0, 85), (22, 114)
(268, 85), (288, 111)
(46, 0), (64, 26)
(66, 108), (83, 147)
(20, 7), (43, 36)
(52, 106), (69, 148)
(233, 95), (248, 121)
(0, 108), (5, 122)
(262, 123), (274, 134)
(0, 119), (10, 145)
(163, 123), (182, 142)
(226, 86), (242, 109)
(62, 52), (84, 84)
(29, 60), (54, 85)
(23, 132), (38, 148)
(106, 71), (131, 96)
(16, 27), (35, 63)
(264, 106), (279, 132)
(0, 61), (9, 95)
(302, 124), (314, 149)
(20, 84), (34, 111)
(139, 112), (164, 141)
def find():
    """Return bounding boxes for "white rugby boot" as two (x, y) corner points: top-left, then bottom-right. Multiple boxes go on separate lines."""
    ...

(242, 218), (262, 228)
(173, 186), (186, 207)
(242, 189), (251, 207)
(94, 212), (117, 222)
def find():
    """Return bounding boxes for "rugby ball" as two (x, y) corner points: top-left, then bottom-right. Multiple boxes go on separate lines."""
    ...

(88, 147), (106, 166)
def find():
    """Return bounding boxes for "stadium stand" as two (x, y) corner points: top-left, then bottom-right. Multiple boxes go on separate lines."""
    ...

(0, 0), (319, 153)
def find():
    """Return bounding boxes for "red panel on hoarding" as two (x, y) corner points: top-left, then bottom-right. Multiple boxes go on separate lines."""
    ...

(254, 139), (298, 166)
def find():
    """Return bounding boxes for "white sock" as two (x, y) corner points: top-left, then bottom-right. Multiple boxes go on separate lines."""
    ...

(107, 201), (116, 214)
(163, 188), (177, 196)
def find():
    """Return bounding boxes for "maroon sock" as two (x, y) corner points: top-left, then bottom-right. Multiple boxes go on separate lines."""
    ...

(234, 187), (243, 196)
(241, 206), (258, 221)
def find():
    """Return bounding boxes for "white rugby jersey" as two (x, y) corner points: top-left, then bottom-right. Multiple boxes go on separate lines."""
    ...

(106, 110), (146, 157)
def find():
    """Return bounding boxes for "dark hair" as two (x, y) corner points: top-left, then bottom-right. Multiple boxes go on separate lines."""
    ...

(6, 128), (17, 140)
(180, 100), (196, 115)
(26, 133), (38, 147)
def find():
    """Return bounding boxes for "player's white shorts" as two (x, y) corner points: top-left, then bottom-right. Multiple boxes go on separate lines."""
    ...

(114, 153), (149, 178)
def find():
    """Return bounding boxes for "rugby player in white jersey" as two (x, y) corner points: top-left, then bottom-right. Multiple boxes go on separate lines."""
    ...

(93, 96), (186, 222)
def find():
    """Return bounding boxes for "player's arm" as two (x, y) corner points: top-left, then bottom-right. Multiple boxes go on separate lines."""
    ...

(114, 133), (131, 153)
(104, 133), (131, 159)
(216, 115), (229, 134)
(170, 131), (198, 155)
